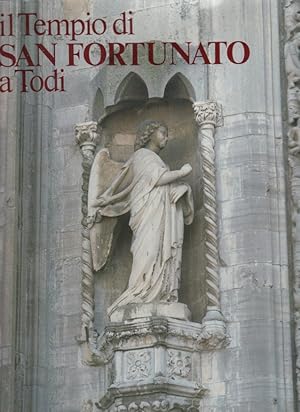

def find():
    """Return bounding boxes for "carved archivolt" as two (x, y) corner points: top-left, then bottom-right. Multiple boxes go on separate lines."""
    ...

(285, 0), (300, 402)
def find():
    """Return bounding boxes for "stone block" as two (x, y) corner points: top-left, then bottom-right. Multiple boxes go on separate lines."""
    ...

(109, 302), (191, 322)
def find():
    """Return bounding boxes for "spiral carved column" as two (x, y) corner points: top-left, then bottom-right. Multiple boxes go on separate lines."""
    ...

(194, 101), (225, 328)
(75, 122), (100, 342)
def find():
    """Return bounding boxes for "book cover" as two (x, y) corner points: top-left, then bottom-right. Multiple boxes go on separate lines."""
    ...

(0, 1), (296, 411)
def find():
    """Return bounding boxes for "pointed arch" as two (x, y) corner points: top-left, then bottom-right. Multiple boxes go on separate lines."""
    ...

(114, 72), (149, 104)
(164, 73), (196, 102)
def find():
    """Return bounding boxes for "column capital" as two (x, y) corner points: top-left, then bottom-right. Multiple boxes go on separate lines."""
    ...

(75, 121), (100, 148)
(193, 101), (223, 128)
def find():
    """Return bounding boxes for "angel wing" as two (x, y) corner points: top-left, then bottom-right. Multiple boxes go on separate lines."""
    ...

(88, 148), (130, 272)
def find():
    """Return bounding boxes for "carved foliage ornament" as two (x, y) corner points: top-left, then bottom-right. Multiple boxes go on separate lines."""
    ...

(193, 101), (223, 127)
(75, 122), (100, 147)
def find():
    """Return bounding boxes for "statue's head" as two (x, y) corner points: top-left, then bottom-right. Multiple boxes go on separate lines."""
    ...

(134, 120), (168, 151)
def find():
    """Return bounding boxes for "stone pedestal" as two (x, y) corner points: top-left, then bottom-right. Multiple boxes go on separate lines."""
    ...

(91, 315), (229, 411)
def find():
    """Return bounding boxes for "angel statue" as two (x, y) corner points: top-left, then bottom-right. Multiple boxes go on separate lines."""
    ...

(87, 120), (194, 318)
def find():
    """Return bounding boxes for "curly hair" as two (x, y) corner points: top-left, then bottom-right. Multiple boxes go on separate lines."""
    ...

(134, 120), (167, 151)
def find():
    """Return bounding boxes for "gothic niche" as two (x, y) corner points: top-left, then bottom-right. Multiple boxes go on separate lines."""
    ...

(92, 73), (205, 329)
(75, 72), (228, 411)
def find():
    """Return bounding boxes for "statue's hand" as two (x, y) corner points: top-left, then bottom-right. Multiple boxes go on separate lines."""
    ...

(180, 163), (192, 177)
(97, 195), (109, 207)
(170, 184), (188, 203)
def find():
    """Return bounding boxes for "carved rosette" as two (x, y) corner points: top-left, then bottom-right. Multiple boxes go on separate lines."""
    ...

(167, 350), (192, 380)
(126, 350), (152, 380)
(285, 0), (300, 405)
(75, 122), (100, 341)
(193, 102), (224, 324)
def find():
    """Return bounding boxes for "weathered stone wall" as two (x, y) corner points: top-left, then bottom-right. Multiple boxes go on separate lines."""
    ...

(0, 0), (18, 409)
(202, 1), (294, 410)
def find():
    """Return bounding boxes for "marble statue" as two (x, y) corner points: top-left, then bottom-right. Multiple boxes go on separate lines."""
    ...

(87, 120), (194, 317)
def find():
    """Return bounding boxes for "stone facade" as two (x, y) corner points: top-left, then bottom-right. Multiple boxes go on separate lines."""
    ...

(0, 0), (297, 411)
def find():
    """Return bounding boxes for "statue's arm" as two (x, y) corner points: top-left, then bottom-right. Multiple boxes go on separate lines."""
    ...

(156, 170), (184, 186)
(156, 163), (192, 186)
(97, 180), (134, 206)
(102, 165), (129, 196)
(94, 161), (134, 207)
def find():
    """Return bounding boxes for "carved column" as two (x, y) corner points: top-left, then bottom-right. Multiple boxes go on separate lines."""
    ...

(193, 101), (225, 328)
(75, 122), (100, 342)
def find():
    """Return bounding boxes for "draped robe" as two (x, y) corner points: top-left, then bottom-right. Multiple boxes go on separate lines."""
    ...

(88, 148), (194, 316)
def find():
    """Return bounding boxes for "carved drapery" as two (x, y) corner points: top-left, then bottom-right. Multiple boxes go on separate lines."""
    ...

(75, 121), (100, 342)
(193, 101), (224, 324)
(285, 0), (300, 404)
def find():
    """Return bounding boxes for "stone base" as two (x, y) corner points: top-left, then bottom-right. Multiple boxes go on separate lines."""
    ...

(109, 302), (191, 322)
(91, 315), (229, 411)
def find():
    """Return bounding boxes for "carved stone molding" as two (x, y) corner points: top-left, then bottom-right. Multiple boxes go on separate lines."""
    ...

(285, 0), (300, 405)
(78, 316), (228, 410)
(75, 121), (101, 342)
(193, 101), (225, 326)
(96, 398), (204, 412)
(84, 317), (229, 367)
